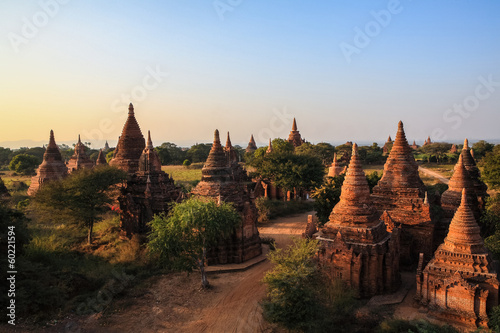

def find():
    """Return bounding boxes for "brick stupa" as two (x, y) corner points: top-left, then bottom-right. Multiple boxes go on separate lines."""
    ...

(382, 135), (393, 155)
(95, 149), (107, 166)
(109, 103), (146, 173)
(28, 130), (68, 196)
(438, 154), (481, 246)
(416, 189), (499, 328)
(461, 139), (488, 209)
(119, 131), (181, 237)
(66, 135), (94, 172)
(245, 134), (257, 154)
(327, 153), (343, 177)
(191, 129), (262, 265)
(317, 143), (400, 298)
(371, 121), (432, 264)
(287, 118), (305, 148)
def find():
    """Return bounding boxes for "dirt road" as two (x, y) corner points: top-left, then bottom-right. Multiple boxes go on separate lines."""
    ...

(11, 211), (311, 333)
(418, 166), (449, 184)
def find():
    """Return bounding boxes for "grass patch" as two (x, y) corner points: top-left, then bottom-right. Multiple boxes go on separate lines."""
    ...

(420, 163), (454, 178)
(362, 164), (384, 174)
(162, 165), (202, 191)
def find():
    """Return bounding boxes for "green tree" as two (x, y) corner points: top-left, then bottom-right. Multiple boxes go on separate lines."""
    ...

(296, 142), (336, 165)
(481, 150), (500, 189)
(187, 143), (212, 163)
(0, 147), (12, 167)
(148, 197), (241, 288)
(312, 174), (345, 225)
(418, 143), (452, 163)
(271, 138), (294, 154)
(9, 154), (39, 175)
(156, 142), (187, 165)
(105, 150), (115, 162)
(366, 171), (382, 191)
(251, 151), (325, 197)
(262, 238), (356, 332)
(472, 140), (494, 160)
(33, 166), (127, 244)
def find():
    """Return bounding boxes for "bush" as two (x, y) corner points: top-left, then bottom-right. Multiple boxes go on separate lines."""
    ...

(255, 196), (271, 223)
(262, 238), (357, 332)
(182, 159), (191, 166)
(9, 154), (39, 175)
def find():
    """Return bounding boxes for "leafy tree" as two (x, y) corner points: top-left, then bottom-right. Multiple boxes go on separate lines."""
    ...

(418, 143), (452, 163)
(33, 166), (127, 244)
(9, 154), (39, 175)
(312, 174), (345, 225)
(156, 142), (187, 165)
(296, 142), (336, 165)
(148, 197), (241, 288)
(186, 143), (212, 163)
(366, 171), (382, 191)
(481, 149), (500, 189)
(271, 138), (294, 154)
(105, 150), (115, 162)
(472, 140), (494, 160)
(251, 150), (324, 196)
(359, 143), (385, 165)
(0, 147), (12, 167)
(262, 238), (356, 332)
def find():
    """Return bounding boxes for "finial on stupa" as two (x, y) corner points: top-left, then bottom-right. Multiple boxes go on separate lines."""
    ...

(78, 134), (81, 144)
(398, 120), (403, 130)
(352, 142), (358, 155)
(146, 130), (153, 149)
(226, 132), (232, 148)
(463, 138), (469, 150)
(128, 103), (134, 115)
(214, 129), (220, 144)
(266, 138), (273, 153)
(292, 118), (297, 131)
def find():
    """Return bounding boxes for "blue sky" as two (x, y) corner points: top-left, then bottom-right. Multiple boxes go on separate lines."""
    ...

(1, 0), (499, 148)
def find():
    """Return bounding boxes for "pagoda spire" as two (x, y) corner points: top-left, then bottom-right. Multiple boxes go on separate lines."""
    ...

(266, 138), (273, 153)
(146, 130), (153, 149)
(128, 103), (134, 115)
(443, 189), (485, 254)
(292, 118), (297, 131)
(326, 143), (379, 227)
(226, 132), (232, 148)
(200, 129), (231, 182)
(48, 130), (57, 148)
(373, 120), (425, 192)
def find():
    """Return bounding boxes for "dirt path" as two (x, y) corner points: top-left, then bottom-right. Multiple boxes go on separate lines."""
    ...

(418, 166), (449, 184)
(8, 211), (311, 333)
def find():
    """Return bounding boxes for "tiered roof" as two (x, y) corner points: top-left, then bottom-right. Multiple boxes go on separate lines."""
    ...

(109, 103), (145, 173)
(27, 130), (68, 195)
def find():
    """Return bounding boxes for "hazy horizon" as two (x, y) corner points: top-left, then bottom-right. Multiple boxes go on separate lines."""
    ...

(1, 1), (499, 148)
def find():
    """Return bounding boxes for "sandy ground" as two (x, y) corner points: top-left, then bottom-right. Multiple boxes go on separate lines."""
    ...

(418, 166), (450, 184)
(5, 211), (312, 333)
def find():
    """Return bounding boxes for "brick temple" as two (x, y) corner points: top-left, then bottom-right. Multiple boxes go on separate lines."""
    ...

(287, 118), (305, 148)
(191, 129), (262, 265)
(460, 138), (488, 209)
(66, 135), (95, 172)
(416, 189), (499, 328)
(437, 153), (481, 247)
(317, 143), (401, 298)
(109, 103), (146, 174)
(371, 121), (433, 264)
(109, 104), (181, 237)
(28, 130), (68, 196)
(245, 134), (257, 154)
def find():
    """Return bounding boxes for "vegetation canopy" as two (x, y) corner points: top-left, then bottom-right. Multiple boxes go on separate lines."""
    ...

(148, 197), (241, 288)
